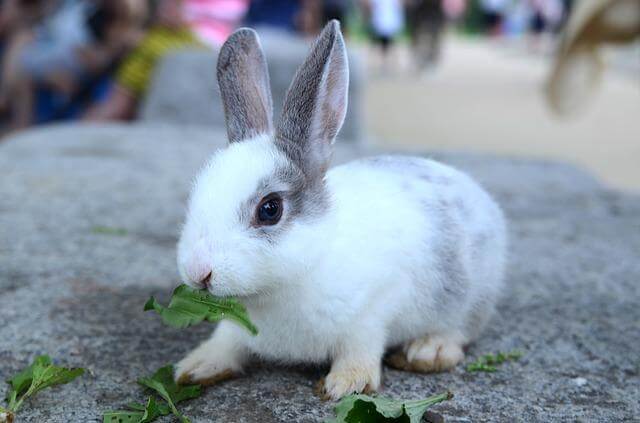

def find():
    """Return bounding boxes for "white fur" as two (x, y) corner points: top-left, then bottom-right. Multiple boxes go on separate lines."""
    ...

(177, 135), (290, 296)
(175, 137), (507, 399)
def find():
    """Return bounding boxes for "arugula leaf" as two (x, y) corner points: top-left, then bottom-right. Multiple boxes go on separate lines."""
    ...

(137, 365), (201, 423)
(466, 350), (522, 373)
(328, 391), (453, 423)
(125, 402), (149, 412)
(103, 396), (171, 423)
(92, 226), (128, 236)
(103, 365), (200, 423)
(4, 355), (45, 407)
(4, 355), (84, 414)
(144, 284), (258, 335)
(466, 362), (498, 372)
(103, 409), (145, 423)
(138, 397), (171, 422)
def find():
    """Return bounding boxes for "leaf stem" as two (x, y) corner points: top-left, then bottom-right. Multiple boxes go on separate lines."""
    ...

(6, 391), (17, 411)
(10, 378), (38, 413)
(406, 391), (454, 409)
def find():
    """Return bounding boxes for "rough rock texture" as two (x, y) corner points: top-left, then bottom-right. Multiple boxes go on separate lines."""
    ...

(140, 29), (364, 142)
(0, 124), (638, 422)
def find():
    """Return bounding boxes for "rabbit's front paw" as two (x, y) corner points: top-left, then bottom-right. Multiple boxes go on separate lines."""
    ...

(387, 334), (464, 373)
(174, 340), (241, 386)
(322, 363), (381, 400)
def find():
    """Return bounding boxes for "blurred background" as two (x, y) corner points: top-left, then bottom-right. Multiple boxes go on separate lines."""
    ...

(0, 0), (638, 190)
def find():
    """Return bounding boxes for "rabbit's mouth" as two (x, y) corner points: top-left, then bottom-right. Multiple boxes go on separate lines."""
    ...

(206, 283), (268, 303)
(188, 272), (212, 291)
(201, 272), (212, 290)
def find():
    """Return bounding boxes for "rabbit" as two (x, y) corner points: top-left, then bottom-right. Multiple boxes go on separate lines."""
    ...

(174, 20), (507, 400)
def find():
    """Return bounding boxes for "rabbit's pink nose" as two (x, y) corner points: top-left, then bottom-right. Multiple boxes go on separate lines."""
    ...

(184, 257), (212, 288)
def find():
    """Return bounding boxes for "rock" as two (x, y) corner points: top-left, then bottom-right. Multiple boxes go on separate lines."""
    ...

(572, 377), (588, 387)
(1, 124), (639, 422)
(140, 28), (365, 142)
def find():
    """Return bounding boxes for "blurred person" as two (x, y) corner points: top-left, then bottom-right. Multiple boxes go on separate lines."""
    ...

(244, 0), (336, 36)
(479, 0), (508, 35)
(502, 0), (533, 36)
(183, 0), (249, 47)
(529, 0), (563, 47)
(0, 0), (51, 37)
(84, 0), (204, 121)
(245, 0), (301, 32)
(0, 0), (56, 123)
(0, 0), (145, 129)
(0, 0), (93, 128)
(296, 0), (351, 35)
(442, 0), (466, 21)
(297, 0), (322, 34)
(362, 0), (404, 69)
(405, 0), (446, 70)
(73, 0), (147, 82)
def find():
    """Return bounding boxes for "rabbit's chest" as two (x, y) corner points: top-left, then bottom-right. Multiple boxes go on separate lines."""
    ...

(244, 295), (350, 362)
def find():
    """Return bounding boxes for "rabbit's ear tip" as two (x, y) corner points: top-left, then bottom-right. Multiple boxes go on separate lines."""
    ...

(219, 28), (263, 65)
(226, 27), (260, 44)
(236, 27), (258, 36)
(323, 20), (341, 35)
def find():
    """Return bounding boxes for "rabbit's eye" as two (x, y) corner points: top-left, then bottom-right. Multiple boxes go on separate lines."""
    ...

(256, 194), (283, 226)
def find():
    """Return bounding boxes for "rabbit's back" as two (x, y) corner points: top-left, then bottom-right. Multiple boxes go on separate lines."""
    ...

(326, 156), (507, 345)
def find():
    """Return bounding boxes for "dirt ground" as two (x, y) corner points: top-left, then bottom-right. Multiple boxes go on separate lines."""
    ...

(363, 37), (640, 192)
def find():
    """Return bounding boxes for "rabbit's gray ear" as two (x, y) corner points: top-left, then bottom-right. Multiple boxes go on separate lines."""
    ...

(217, 28), (273, 143)
(276, 20), (349, 180)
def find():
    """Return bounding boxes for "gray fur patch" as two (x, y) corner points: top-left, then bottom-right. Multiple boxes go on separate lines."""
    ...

(454, 197), (471, 219)
(275, 164), (330, 222)
(471, 232), (490, 262)
(217, 28), (273, 143)
(361, 157), (471, 305)
(429, 202), (470, 314)
(464, 295), (494, 340)
(237, 162), (330, 243)
(361, 155), (484, 336)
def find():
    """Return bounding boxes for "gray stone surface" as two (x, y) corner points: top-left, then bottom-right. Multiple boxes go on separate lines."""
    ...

(141, 29), (364, 142)
(1, 123), (639, 422)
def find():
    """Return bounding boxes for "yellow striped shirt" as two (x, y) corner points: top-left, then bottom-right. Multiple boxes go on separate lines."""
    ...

(116, 26), (204, 98)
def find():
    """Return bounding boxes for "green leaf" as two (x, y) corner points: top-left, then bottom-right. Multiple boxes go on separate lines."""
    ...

(327, 391), (453, 423)
(5, 355), (84, 413)
(138, 397), (171, 423)
(5, 356), (50, 405)
(403, 393), (455, 422)
(29, 360), (85, 394)
(103, 366), (198, 423)
(102, 409), (145, 423)
(466, 350), (523, 373)
(92, 226), (128, 236)
(103, 396), (171, 423)
(138, 365), (201, 423)
(125, 402), (148, 412)
(144, 284), (258, 335)
(466, 362), (497, 372)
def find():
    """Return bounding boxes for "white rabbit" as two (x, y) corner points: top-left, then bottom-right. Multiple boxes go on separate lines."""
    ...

(174, 21), (507, 400)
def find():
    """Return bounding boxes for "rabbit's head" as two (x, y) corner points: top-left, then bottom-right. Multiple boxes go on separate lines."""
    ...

(177, 21), (348, 297)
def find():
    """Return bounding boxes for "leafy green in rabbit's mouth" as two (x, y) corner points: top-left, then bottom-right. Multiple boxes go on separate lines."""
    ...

(144, 283), (259, 335)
